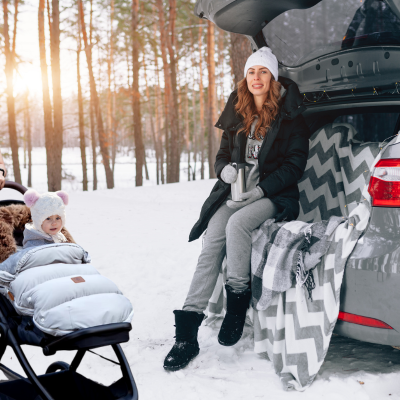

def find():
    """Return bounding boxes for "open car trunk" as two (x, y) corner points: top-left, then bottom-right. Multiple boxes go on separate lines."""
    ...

(195, 0), (400, 97)
(194, 0), (322, 38)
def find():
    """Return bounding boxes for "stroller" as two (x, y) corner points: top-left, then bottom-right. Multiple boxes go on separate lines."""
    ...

(0, 182), (139, 400)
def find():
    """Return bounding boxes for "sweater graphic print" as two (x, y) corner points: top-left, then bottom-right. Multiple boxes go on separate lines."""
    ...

(247, 127), (264, 160)
(244, 119), (264, 193)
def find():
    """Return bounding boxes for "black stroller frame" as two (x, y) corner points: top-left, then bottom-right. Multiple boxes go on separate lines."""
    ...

(0, 182), (139, 400)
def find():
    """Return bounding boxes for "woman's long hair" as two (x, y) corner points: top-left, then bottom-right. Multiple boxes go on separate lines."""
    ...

(235, 77), (282, 140)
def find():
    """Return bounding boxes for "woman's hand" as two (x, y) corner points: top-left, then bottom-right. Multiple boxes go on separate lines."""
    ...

(227, 187), (264, 209)
(221, 164), (238, 184)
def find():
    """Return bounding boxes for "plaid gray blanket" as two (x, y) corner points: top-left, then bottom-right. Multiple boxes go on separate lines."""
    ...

(205, 123), (383, 391)
(251, 216), (344, 311)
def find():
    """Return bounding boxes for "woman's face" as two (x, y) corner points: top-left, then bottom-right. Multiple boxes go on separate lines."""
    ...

(246, 66), (272, 98)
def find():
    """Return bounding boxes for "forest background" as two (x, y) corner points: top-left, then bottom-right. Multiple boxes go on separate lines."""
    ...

(0, 0), (253, 191)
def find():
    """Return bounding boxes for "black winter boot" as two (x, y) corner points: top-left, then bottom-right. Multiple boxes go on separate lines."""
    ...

(163, 310), (205, 372)
(218, 284), (251, 346)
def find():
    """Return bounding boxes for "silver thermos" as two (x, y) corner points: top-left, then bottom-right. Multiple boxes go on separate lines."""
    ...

(231, 162), (246, 201)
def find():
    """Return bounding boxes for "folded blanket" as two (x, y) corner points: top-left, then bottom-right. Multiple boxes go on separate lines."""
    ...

(251, 216), (344, 311)
(0, 244), (133, 336)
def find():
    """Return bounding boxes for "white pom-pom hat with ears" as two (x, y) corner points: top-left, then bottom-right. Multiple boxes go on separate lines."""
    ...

(24, 190), (69, 233)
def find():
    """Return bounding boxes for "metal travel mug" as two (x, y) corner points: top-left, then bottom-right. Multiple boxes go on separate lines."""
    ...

(231, 162), (246, 201)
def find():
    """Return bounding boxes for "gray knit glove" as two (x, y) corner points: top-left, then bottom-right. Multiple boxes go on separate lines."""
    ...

(227, 187), (264, 209)
(220, 164), (238, 184)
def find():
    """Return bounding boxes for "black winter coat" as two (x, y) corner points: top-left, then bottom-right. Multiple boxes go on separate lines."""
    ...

(189, 77), (311, 242)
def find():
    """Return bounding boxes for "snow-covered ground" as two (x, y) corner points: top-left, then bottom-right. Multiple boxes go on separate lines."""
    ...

(1, 179), (400, 399)
(2, 147), (209, 192)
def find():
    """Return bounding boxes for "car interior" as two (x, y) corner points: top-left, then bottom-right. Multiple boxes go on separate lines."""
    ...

(304, 106), (400, 143)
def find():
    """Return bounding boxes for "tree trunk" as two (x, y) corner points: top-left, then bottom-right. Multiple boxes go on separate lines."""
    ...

(154, 84), (160, 185)
(155, 0), (180, 183)
(89, 101), (97, 190)
(218, 29), (225, 113)
(24, 90), (32, 187)
(143, 58), (160, 185)
(131, 0), (145, 186)
(153, 49), (161, 184)
(166, 0), (180, 182)
(23, 118), (26, 169)
(198, 22), (205, 180)
(207, 21), (218, 179)
(112, 78), (117, 172)
(89, 0), (97, 190)
(152, 19), (165, 185)
(144, 157), (149, 180)
(3, 0), (21, 184)
(191, 31), (197, 181)
(155, 0), (173, 182)
(77, 19), (88, 191)
(163, 91), (169, 183)
(185, 83), (190, 181)
(39, 0), (56, 190)
(50, 0), (63, 190)
(230, 32), (252, 88)
(177, 43), (182, 150)
(191, 78), (197, 181)
(107, 0), (114, 174)
(79, 0), (114, 189)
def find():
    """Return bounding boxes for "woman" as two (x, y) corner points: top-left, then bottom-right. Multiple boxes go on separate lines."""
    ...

(163, 47), (310, 372)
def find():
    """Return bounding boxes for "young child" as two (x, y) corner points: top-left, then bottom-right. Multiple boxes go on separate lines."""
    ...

(23, 189), (70, 249)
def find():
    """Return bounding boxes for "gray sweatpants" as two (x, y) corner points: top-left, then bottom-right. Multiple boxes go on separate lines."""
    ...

(183, 198), (277, 314)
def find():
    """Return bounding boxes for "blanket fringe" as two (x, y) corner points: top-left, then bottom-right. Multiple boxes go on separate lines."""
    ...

(296, 227), (316, 301)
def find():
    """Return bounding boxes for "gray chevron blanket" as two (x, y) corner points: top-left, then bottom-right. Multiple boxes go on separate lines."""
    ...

(205, 123), (382, 391)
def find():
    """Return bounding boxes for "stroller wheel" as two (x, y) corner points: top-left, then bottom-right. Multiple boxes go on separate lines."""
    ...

(46, 361), (70, 374)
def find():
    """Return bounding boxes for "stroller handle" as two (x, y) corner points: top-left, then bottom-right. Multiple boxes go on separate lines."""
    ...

(4, 181), (28, 195)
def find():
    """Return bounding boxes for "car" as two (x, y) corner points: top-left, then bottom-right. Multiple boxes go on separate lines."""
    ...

(194, 0), (400, 347)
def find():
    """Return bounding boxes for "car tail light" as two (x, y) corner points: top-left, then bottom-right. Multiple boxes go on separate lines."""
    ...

(368, 158), (400, 207)
(338, 311), (393, 329)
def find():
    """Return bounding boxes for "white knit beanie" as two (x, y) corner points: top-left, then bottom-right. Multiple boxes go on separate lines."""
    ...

(24, 190), (68, 233)
(244, 47), (279, 81)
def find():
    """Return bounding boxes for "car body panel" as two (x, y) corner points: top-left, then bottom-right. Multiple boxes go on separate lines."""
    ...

(194, 0), (321, 37)
(334, 142), (400, 344)
(382, 142), (400, 159)
(336, 206), (400, 344)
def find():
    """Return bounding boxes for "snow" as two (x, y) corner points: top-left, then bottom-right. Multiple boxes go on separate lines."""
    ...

(2, 179), (400, 399)
(2, 147), (209, 192)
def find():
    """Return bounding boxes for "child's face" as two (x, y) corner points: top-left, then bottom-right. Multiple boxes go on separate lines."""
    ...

(41, 215), (62, 235)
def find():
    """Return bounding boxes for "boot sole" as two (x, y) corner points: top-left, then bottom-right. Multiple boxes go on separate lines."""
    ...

(218, 337), (239, 347)
(163, 349), (200, 372)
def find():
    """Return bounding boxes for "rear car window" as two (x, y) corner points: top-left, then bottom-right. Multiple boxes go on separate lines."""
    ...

(263, 0), (400, 66)
(334, 113), (399, 142)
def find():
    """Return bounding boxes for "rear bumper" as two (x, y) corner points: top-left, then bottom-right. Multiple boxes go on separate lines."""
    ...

(335, 206), (400, 345)
(334, 315), (400, 346)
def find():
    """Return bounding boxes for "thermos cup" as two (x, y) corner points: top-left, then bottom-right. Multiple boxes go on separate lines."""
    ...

(231, 162), (246, 201)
